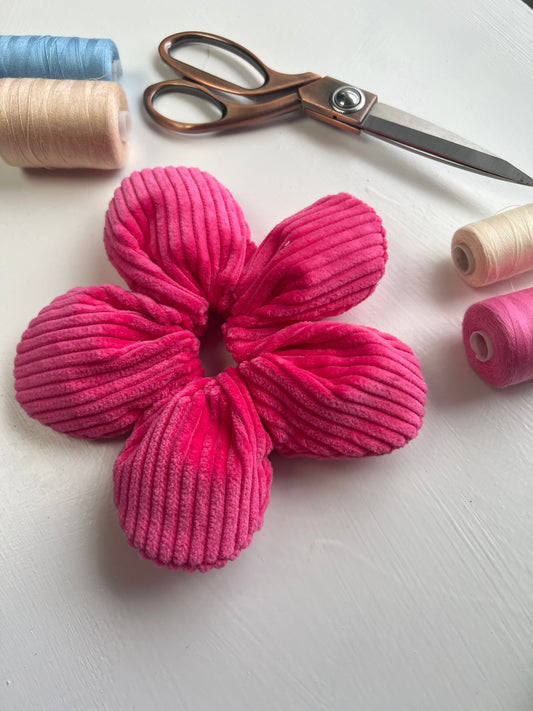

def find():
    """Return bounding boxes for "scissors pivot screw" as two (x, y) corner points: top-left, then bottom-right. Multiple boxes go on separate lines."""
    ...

(330, 86), (365, 113)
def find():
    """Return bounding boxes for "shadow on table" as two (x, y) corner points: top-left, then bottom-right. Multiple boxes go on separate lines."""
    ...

(96, 480), (201, 597)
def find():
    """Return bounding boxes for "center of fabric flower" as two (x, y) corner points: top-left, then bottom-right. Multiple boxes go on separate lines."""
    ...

(198, 308), (237, 377)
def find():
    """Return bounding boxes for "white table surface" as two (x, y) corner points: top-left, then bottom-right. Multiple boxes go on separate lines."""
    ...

(1, 1), (532, 709)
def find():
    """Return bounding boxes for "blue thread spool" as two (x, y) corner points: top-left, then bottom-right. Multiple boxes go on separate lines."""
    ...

(0, 35), (122, 81)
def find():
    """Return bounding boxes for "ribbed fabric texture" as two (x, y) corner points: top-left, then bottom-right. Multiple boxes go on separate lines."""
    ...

(114, 369), (272, 571)
(14, 166), (427, 572)
(225, 193), (387, 360)
(238, 322), (425, 457)
(15, 285), (201, 438)
(104, 167), (254, 334)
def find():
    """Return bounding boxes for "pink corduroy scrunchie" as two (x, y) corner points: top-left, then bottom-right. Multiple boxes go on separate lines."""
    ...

(14, 166), (426, 572)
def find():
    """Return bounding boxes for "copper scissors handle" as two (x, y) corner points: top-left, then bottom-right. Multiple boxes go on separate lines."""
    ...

(143, 31), (321, 133)
(142, 32), (533, 186)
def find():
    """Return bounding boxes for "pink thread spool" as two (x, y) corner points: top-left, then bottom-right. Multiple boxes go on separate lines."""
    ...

(462, 287), (533, 387)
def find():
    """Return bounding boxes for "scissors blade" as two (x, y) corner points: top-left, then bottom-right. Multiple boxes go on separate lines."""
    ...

(360, 103), (533, 186)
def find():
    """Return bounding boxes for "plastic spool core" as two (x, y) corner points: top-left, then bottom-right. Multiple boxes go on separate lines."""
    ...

(118, 111), (131, 142)
(469, 330), (494, 362)
(453, 243), (475, 275)
(112, 59), (123, 82)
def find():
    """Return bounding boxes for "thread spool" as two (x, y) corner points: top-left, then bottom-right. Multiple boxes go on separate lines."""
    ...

(0, 35), (121, 81)
(451, 204), (533, 287)
(462, 287), (533, 387)
(0, 78), (130, 170)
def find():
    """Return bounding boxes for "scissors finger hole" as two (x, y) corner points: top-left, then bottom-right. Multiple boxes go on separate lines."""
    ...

(151, 87), (224, 126)
(169, 41), (266, 91)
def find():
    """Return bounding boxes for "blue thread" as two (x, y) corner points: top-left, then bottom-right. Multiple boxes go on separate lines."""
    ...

(0, 36), (121, 80)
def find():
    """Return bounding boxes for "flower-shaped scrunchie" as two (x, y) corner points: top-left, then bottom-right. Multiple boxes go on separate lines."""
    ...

(14, 167), (426, 572)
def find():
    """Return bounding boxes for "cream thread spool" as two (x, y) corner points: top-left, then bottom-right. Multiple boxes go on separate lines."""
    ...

(451, 204), (533, 287)
(0, 77), (130, 170)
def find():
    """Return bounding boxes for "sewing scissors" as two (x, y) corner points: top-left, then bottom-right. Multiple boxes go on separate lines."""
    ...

(144, 31), (533, 187)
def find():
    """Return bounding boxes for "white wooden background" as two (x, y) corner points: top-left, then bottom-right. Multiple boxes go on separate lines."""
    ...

(1, 1), (532, 709)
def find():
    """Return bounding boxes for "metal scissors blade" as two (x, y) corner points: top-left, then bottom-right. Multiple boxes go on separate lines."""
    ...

(361, 103), (533, 186)
(144, 32), (533, 187)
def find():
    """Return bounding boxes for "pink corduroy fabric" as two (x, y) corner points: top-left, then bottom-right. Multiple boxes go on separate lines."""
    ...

(14, 166), (427, 572)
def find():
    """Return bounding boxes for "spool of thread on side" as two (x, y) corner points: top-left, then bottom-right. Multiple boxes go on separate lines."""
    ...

(0, 78), (130, 170)
(462, 287), (533, 387)
(451, 204), (533, 287)
(0, 35), (122, 81)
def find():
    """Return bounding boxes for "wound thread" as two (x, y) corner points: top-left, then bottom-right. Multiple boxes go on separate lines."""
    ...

(462, 287), (533, 387)
(451, 204), (533, 287)
(0, 35), (122, 81)
(0, 78), (130, 170)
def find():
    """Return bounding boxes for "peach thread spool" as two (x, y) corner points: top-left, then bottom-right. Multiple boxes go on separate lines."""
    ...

(451, 204), (533, 287)
(0, 77), (130, 170)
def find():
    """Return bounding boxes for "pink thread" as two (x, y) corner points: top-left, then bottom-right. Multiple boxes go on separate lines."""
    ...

(14, 166), (427, 572)
(463, 287), (533, 388)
